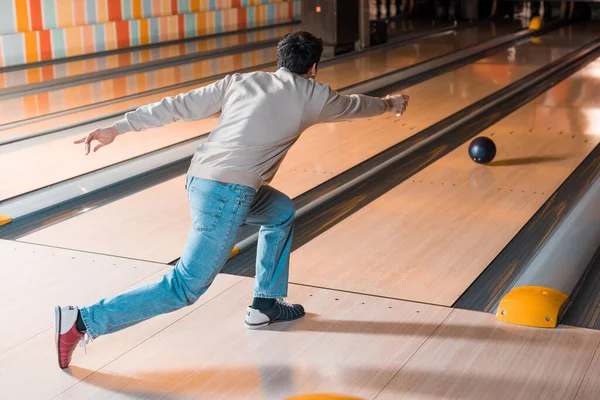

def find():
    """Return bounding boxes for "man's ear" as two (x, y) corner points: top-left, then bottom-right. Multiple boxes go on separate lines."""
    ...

(310, 63), (318, 78)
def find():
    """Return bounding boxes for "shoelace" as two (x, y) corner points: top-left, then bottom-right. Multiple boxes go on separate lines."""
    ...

(79, 332), (91, 354)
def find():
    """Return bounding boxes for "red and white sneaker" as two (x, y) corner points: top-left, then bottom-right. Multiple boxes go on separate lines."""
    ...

(54, 305), (88, 369)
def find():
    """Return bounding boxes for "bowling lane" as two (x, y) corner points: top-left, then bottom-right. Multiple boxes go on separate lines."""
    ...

(0, 25), (294, 91)
(18, 24), (598, 262)
(286, 54), (600, 307)
(0, 23), (522, 202)
(0, 23), (518, 137)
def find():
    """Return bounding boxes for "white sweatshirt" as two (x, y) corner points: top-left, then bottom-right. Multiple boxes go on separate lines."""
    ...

(114, 67), (390, 190)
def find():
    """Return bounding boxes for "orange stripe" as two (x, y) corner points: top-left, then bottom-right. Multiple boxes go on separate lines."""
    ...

(65, 26), (83, 57)
(118, 52), (131, 67)
(39, 30), (53, 61)
(36, 92), (50, 115)
(112, 76), (127, 99)
(82, 25), (95, 54)
(132, 0), (142, 19)
(159, 16), (169, 41)
(41, 65), (54, 81)
(115, 20), (130, 48)
(66, 60), (84, 78)
(105, 22), (117, 51)
(74, 1), (87, 26)
(24, 32), (39, 63)
(29, 0), (44, 30)
(190, 0), (200, 12)
(108, 0), (122, 21)
(136, 71), (147, 92)
(140, 49), (150, 63)
(15, 0), (30, 32)
(79, 83), (92, 107)
(24, 96), (38, 119)
(171, 0), (178, 14)
(26, 67), (41, 84)
(139, 19), (150, 45)
(84, 58), (95, 73)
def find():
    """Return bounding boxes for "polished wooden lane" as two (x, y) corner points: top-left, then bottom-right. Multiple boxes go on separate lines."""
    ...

(55, 279), (452, 400)
(2, 242), (600, 399)
(18, 24), (589, 261)
(0, 24), (515, 137)
(0, 239), (244, 399)
(0, 24), (523, 202)
(0, 25), (295, 90)
(286, 56), (600, 306)
(375, 309), (600, 400)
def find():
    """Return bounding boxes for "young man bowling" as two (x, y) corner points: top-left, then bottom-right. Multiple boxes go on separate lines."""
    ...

(55, 31), (409, 369)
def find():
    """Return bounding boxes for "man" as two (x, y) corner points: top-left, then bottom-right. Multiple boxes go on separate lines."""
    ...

(55, 31), (409, 369)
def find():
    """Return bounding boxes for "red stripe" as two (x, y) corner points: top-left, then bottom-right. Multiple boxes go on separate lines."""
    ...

(115, 21), (130, 49)
(237, 7), (247, 30)
(29, 0), (44, 30)
(171, 0), (178, 14)
(39, 30), (53, 61)
(178, 14), (185, 39)
(107, 0), (123, 21)
(289, 1), (294, 19)
(232, 0), (241, 7)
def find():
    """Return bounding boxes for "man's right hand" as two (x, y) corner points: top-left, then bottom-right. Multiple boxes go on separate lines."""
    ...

(385, 94), (410, 117)
(74, 126), (119, 155)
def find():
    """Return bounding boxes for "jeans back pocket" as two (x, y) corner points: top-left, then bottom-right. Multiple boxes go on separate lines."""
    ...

(188, 184), (228, 233)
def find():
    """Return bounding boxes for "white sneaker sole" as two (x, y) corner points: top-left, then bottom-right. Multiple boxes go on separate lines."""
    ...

(244, 314), (305, 330)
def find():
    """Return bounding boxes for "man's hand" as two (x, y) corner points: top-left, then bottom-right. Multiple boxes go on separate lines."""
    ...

(385, 94), (410, 117)
(74, 126), (119, 155)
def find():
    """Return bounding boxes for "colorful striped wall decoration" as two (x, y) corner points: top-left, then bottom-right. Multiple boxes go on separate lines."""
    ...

(0, 0), (295, 34)
(0, 2), (300, 67)
(0, 45), (277, 123)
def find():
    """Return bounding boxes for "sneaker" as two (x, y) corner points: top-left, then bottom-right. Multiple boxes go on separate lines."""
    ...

(245, 299), (305, 329)
(54, 306), (88, 369)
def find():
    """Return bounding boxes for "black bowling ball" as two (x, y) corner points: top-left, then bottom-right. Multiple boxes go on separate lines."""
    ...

(468, 137), (496, 164)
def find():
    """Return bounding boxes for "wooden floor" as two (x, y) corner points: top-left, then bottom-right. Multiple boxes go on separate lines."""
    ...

(17, 25), (596, 264)
(1, 240), (600, 399)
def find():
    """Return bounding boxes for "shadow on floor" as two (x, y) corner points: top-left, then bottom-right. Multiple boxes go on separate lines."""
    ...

(487, 155), (569, 167)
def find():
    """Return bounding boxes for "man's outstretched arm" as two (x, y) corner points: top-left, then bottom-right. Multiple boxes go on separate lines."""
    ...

(317, 88), (409, 123)
(75, 76), (231, 155)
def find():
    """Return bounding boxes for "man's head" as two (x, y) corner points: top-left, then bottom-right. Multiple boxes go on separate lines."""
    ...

(277, 31), (324, 77)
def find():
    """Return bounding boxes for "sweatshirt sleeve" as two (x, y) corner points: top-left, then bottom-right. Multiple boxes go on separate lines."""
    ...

(113, 75), (232, 134)
(316, 86), (390, 124)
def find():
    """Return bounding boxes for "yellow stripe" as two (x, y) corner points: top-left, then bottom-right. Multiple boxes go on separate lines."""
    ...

(15, 0), (30, 32)
(0, 214), (12, 226)
(24, 32), (39, 63)
(139, 19), (150, 45)
(133, 0), (143, 19)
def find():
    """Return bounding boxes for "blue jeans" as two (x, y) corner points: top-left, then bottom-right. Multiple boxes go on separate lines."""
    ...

(80, 177), (295, 339)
